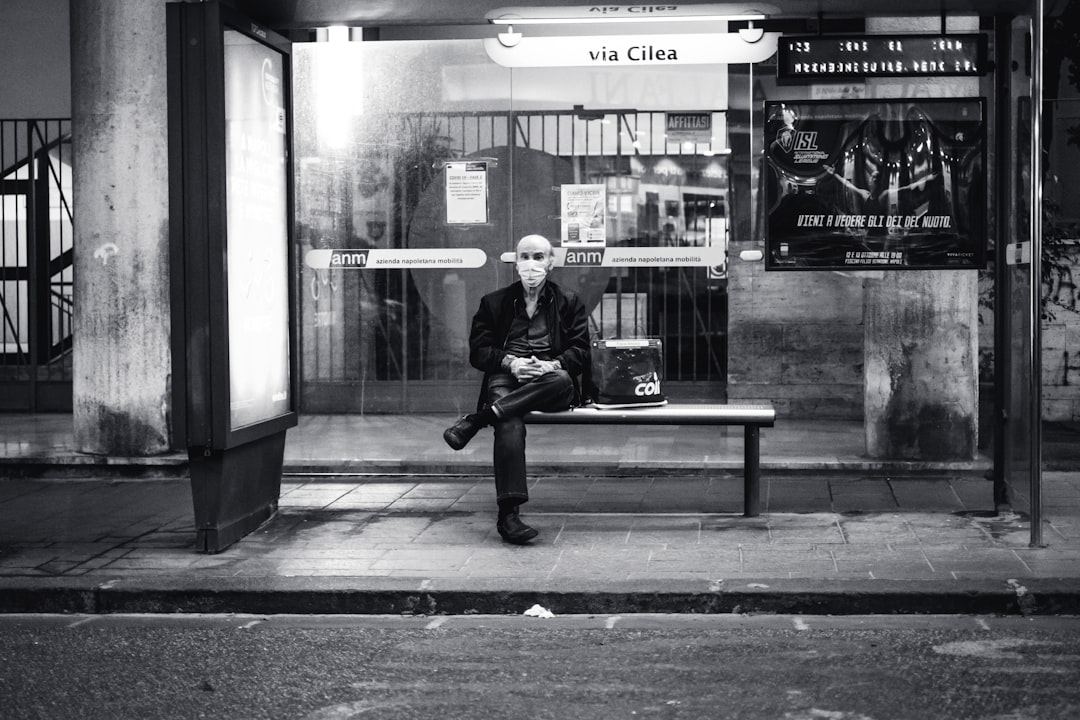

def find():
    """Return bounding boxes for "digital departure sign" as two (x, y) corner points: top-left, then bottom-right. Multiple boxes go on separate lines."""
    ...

(777, 34), (988, 80)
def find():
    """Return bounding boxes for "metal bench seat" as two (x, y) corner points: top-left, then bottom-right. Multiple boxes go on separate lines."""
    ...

(525, 402), (776, 517)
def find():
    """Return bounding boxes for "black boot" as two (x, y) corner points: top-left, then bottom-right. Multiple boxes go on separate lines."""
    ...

(443, 413), (485, 451)
(497, 506), (539, 545)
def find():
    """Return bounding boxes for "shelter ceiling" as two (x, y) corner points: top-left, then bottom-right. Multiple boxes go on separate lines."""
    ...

(225, 0), (1044, 31)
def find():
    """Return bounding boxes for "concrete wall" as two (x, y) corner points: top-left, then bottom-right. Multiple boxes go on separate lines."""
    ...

(1042, 53), (1080, 422)
(70, 0), (172, 455)
(727, 265), (865, 418)
(0, 0), (71, 117)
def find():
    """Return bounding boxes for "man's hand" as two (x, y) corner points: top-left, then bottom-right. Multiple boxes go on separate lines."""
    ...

(531, 357), (561, 375)
(506, 356), (533, 381)
(508, 356), (559, 382)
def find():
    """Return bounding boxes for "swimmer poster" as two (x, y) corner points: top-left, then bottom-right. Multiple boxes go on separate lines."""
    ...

(763, 98), (986, 270)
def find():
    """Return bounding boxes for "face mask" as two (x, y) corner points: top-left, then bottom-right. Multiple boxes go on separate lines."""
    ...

(516, 259), (548, 288)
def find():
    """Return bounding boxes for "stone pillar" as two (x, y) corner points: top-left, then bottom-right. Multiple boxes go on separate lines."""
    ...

(70, 0), (171, 455)
(865, 272), (979, 460)
(862, 16), (981, 462)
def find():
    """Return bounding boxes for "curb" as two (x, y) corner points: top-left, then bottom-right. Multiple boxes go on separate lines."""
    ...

(2, 577), (1078, 616)
(0, 459), (995, 480)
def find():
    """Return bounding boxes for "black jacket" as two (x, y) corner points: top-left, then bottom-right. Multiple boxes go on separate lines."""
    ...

(468, 279), (590, 410)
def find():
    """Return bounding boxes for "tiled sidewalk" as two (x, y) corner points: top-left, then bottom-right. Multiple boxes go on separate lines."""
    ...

(2, 413), (1079, 614)
(2, 473), (1078, 586)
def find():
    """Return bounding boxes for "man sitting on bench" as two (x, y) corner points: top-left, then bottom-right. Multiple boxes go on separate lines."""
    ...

(443, 234), (591, 545)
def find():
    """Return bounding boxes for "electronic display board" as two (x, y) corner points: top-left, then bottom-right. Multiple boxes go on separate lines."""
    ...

(777, 34), (987, 80)
(764, 98), (986, 271)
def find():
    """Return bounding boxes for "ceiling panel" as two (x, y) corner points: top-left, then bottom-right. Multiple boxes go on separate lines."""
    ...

(225, 0), (1042, 31)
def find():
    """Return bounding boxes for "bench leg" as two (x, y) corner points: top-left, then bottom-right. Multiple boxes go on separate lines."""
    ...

(744, 425), (760, 517)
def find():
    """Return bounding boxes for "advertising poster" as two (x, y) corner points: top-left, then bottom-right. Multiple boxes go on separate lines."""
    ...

(561, 184), (607, 247)
(223, 30), (292, 430)
(764, 98), (986, 270)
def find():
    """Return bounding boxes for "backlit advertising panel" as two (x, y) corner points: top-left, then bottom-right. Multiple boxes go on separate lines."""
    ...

(223, 29), (292, 430)
(764, 99), (986, 270)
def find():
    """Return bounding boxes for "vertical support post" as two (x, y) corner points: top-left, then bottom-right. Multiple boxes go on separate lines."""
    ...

(71, 0), (172, 455)
(744, 424), (760, 517)
(1029, 2), (1045, 547)
(992, 13), (1012, 513)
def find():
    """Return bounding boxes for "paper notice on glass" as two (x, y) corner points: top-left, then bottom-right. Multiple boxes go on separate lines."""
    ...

(445, 161), (489, 225)
(561, 184), (607, 246)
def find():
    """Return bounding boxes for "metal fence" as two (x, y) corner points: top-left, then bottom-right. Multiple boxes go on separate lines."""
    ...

(0, 119), (74, 411)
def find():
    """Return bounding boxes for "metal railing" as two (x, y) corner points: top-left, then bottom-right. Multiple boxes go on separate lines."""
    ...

(0, 119), (74, 411)
(297, 110), (728, 412)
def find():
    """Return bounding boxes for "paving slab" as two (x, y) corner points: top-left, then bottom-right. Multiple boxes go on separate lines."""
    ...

(1, 415), (1079, 615)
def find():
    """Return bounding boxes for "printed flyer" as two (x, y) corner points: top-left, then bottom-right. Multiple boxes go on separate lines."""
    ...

(561, 183), (607, 247)
(763, 98), (986, 270)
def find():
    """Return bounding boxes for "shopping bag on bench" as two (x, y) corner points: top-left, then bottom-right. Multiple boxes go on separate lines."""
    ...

(588, 338), (667, 409)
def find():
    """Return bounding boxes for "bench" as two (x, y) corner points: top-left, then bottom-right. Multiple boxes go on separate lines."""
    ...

(524, 402), (776, 517)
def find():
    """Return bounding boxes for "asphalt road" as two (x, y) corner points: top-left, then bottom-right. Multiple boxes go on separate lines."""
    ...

(2, 613), (1079, 720)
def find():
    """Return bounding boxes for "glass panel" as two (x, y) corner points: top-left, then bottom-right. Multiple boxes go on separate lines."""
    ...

(294, 38), (738, 411)
(294, 39), (511, 412)
(743, 15), (992, 460)
(290, 11), (1041, 447)
(1003, 68), (1035, 506)
(501, 104), (731, 392)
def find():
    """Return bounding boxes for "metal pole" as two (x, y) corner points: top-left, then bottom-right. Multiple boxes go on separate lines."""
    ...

(1030, 0), (1045, 547)
(992, 15), (1012, 513)
(744, 425), (760, 517)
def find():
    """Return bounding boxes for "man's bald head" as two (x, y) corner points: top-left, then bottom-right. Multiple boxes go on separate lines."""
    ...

(517, 234), (553, 256)
(516, 234), (555, 269)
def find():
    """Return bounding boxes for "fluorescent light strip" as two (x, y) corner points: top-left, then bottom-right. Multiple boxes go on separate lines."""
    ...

(490, 14), (765, 25)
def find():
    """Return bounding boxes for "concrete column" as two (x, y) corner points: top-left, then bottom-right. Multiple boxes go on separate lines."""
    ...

(70, 0), (171, 455)
(865, 272), (979, 460)
(861, 16), (981, 462)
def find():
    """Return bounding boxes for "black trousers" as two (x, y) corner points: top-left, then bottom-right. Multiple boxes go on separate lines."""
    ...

(485, 369), (574, 505)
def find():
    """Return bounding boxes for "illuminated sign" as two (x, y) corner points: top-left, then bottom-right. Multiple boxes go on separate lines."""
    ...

(484, 31), (779, 67)
(223, 29), (292, 432)
(485, 3), (779, 24)
(777, 34), (987, 80)
(304, 248), (489, 269)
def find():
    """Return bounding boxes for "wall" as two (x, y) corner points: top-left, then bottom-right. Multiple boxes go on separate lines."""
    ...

(1042, 59), (1080, 422)
(0, 0), (71, 118)
(729, 14), (984, 430)
(727, 266), (865, 418)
